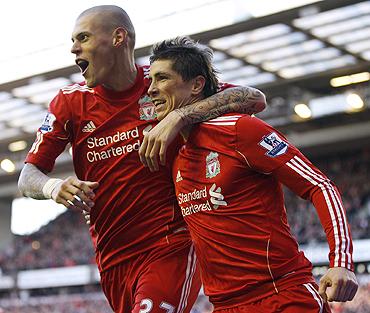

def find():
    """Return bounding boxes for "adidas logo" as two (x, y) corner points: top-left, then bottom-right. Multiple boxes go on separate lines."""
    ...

(176, 170), (183, 182)
(82, 121), (96, 132)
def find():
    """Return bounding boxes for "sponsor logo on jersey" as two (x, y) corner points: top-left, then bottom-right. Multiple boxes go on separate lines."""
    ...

(209, 183), (227, 209)
(82, 121), (96, 132)
(206, 152), (220, 178)
(178, 183), (227, 217)
(176, 170), (183, 182)
(259, 132), (288, 157)
(86, 127), (141, 163)
(40, 113), (56, 133)
(139, 95), (157, 121)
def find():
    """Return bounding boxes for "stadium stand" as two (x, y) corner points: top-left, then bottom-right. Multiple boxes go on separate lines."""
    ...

(330, 282), (370, 313)
(286, 146), (370, 245)
(0, 210), (95, 273)
(0, 292), (112, 313)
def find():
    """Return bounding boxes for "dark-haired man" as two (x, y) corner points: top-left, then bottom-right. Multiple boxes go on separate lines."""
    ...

(147, 36), (358, 313)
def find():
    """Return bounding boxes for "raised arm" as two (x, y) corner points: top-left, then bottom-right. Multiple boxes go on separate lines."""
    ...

(18, 163), (98, 213)
(139, 86), (266, 171)
(175, 85), (265, 124)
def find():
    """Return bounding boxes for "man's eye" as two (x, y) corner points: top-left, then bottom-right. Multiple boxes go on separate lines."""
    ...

(78, 34), (88, 42)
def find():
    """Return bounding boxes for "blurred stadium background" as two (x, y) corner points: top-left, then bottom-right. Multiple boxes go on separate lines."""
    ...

(0, 0), (369, 312)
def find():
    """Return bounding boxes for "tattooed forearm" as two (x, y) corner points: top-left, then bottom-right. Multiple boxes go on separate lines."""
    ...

(175, 86), (266, 125)
(18, 163), (50, 199)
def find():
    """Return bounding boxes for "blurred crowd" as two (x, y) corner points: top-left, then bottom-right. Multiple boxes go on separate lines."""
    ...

(286, 147), (370, 245)
(0, 210), (95, 273)
(330, 281), (370, 313)
(0, 292), (111, 313)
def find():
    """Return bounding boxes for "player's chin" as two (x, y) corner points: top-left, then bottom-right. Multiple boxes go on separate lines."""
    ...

(156, 113), (164, 121)
(85, 80), (97, 88)
(155, 109), (166, 121)
(84, 76), (98, 88)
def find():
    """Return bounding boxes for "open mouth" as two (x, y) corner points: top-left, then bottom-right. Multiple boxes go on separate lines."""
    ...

(152, 99), (166, 107)
(76, 59), (89, 75)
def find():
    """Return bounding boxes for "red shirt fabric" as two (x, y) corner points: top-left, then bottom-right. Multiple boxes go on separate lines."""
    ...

(26, 65), (187, 272)
(25, 65), (235, 273)
(173, 114), (353, 309)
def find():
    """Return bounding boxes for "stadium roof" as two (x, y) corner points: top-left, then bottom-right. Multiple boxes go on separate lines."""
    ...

(0, 0), (369, 194)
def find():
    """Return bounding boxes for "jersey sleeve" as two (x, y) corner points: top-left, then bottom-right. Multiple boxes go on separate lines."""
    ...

(235, 116), (295, 173)
(235, 116), (354, 270)
(25, 90), (72, 172)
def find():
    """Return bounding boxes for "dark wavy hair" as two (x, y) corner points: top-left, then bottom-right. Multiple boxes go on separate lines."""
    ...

(150, 37), (219, 97)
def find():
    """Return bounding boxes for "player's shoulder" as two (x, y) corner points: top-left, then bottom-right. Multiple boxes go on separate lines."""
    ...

(235, 115), (282, 148)
(234, 115), (277, 143)
(195, 114), (245, 142)
(202, 113), (245, 128)
(236, 114), (269, 130)
(200, 113), (267, 133)
(60, 82), (94, 96)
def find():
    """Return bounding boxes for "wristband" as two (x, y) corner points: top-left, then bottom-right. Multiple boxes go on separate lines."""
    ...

(42, 178), (63, 199)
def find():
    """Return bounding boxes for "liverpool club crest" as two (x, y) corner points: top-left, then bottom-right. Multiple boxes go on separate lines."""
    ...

(206, 152), (220, 178)
(139, 95), (157, 121)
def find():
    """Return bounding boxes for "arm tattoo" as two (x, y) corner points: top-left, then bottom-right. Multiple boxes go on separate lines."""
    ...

(18, 163), (51, 200)
(176, 86), (266, 125)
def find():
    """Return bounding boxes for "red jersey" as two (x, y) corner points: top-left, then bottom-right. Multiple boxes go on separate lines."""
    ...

(173, 114), (353, 309)
(25, 65), (235, 273)
(26, 65), (187, 272)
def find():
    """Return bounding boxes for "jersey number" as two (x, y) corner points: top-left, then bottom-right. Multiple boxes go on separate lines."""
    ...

(139, 299), (175, 313)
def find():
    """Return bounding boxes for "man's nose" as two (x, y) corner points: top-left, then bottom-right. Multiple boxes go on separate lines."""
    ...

(148, 83), (158, 97)
(70, 41), (80, 55)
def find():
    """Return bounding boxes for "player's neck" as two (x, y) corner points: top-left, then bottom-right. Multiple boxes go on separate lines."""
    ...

(103, 58), (137, 92)
(179, 95), (204, 141)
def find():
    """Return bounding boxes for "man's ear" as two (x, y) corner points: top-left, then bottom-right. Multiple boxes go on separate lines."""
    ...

(112, 27), (128, 47)
(192, 75), (206, 96)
